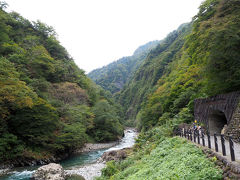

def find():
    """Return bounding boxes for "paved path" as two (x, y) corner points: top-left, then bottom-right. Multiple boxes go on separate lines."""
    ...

(184, 134), (240, 163)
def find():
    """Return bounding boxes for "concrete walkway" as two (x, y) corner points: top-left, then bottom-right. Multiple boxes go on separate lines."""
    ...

(185, 134), (240, 163)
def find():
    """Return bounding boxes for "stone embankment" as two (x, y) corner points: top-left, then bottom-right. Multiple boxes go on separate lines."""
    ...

(200, 146), (240, 180)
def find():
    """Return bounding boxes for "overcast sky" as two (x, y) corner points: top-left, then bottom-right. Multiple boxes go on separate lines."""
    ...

(5, 0), (203, 73)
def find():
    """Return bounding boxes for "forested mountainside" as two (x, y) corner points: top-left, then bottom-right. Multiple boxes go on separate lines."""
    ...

(133, 0), (240, 131)
(97, 0), (240, 178)
(0, 3), (123, 164)
(88, 41), (159, 94)
(91, 0), (240, 130)
(118, 23), (192, 125)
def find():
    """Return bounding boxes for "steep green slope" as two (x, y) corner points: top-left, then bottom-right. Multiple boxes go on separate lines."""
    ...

(98, 135), (222, 180)
(117, 23), (192, 125)
(96, 0), (238, 179)
(126, 0), (240, 130)
(0, 3), (123, 164)
(88, 41), (159, 94)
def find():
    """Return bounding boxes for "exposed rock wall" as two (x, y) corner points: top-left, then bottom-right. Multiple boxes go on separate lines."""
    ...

(225, 101), (240, 140)
(194, 91), (240, 137)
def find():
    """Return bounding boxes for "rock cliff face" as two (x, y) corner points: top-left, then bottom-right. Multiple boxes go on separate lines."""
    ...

(194, 91), (240, 138)
(226, 101), (240, 139)
(32, 163), (65, 180)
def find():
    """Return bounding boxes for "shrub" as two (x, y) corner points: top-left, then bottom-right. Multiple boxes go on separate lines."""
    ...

(98, 137), (222, 180)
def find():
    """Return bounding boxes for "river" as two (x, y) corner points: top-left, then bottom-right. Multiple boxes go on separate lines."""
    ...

(0, 129), (137, 180)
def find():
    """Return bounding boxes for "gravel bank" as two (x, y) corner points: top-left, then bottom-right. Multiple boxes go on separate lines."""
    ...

(0, 168), (10, 176)
(65, 162), (106, 180)
(67, 129), (138, 180)
(75, 141), (119, 154)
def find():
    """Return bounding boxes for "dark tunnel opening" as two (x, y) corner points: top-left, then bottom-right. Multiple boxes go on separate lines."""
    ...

(208, 110), (227, 135)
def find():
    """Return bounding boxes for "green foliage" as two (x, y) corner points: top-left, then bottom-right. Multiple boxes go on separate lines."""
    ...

(27, 45), (55, 80)
(1, 0), (239, 166)
(56, 123), (86, 151)
(0, 1), (8, 10)
(67, 105), (94, 130)
(0, 7), (9, 52)
(0, 133), (25, 161)
(140, 102), (163, 130)
(8, 98), (58, 147)
(115, 0), (240, 131)
(187, 0), (240, 95)
(118, 23), (192, 124)
(32, 20), (56, 38)
(88, 41), (160, 94)
(45, 35), (69, 60)
(48, 82), (89, 105)
(0, 57), (37, 119)
(90, 100), (124, 142)
(193, 0), (219, 23)
(102, 161), (119, 177)
(98, 137), (222, 180)
(0, 5), (123, 163)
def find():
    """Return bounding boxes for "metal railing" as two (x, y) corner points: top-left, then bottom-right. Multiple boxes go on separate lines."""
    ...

(178, 129), (237, 161)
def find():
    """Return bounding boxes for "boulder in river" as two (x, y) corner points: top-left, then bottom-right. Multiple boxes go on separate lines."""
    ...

(101, 148), (129, 162)
(32, 163), (65, 180)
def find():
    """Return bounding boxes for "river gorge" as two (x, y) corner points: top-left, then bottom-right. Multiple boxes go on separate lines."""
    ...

(0, 129), (137, 180)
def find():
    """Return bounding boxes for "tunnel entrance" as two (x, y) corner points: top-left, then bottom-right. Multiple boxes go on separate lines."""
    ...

(208, 110), (227, 135)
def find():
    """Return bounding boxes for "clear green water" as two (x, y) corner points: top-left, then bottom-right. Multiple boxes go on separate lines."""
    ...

(0, 129), (137, 180)
(0, 150), (106, 180)
(61, 149), (106, 169)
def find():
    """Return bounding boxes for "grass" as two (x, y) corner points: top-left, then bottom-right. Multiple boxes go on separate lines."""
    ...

(96, 136), (222, 180)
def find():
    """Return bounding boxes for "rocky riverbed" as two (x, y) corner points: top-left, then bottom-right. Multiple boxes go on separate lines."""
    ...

(75, 141), (119, 154)
(65, 148), (130, 180)
(0, 140), (119, 177)
(65, 162), (105, 180)
(64, 129), (137, 180)
(0, 129), (138, 180)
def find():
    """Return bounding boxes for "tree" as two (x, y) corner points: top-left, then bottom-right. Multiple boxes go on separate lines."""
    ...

(56, 123), (86, 151)
(0, 8), (9, 53)
(8, 98), (58, 147)
(91, 100), (123, 142)
(0, 58), (37, 119)
(33, 20), (56, 38)
(0, 1), (8, 10)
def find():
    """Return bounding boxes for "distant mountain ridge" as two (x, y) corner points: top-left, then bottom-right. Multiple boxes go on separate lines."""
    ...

(118, 23), (192, 123)
(118, 0), (240, 129)
(88, 0), (240, 131)
(88, 40), (160, 94)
